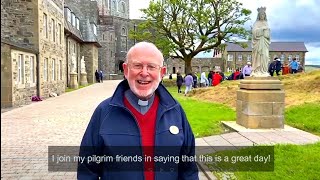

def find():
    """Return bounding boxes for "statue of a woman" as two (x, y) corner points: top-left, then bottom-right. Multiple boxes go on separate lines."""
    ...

(251, 7), (271, 77)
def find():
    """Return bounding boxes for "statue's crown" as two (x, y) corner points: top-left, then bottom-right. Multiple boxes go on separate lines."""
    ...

(258, 7), (266, 13)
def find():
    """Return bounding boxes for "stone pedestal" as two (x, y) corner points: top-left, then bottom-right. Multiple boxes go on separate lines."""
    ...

(69, 72), (78, 89)
(236, 77), (285, 129)
(80, 72), (88, 86)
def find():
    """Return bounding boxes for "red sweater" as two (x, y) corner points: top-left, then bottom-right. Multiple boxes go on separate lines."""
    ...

(124, 95), (159, 180)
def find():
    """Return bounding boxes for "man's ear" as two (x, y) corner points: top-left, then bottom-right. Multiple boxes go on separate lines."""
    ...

(123, 63), (128, 77)
(161, 66), (167, 77)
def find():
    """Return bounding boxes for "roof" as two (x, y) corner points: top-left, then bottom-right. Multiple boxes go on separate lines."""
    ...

(226, 42), (308, 52)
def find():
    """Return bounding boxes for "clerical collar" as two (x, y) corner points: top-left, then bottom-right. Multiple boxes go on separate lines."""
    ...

(124, 89), (155, 107)
(138, 99), (149, 106)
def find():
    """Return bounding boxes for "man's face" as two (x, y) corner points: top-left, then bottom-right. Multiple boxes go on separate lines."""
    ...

(123, 48), (166, 100)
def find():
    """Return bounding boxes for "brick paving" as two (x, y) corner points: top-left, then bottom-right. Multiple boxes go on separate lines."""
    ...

(2, 80), (320, 180)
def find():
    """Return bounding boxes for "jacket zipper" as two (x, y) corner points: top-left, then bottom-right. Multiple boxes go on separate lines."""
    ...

(111, 104), (145, 180)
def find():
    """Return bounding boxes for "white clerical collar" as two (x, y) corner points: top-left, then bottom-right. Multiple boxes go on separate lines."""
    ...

(138, 99), (149, 106)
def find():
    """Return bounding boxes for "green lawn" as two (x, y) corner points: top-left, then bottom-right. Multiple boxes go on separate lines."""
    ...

(165, 84), (320, 180)
(166, 86), (236, 137)
(285, 102), (320, 136)
(65, 83), (93, 92)
(233, 142), (320, 180)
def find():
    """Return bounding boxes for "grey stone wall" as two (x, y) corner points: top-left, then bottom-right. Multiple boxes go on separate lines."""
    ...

(1, 0), (39, 51)
(166, 58), (224, 74)
(39, 0), (65, 98)
(11, 50), (38, 107)
(98, 24), (116, 75)
(81, 44), (99, 83)
(1, 43), (13, 108)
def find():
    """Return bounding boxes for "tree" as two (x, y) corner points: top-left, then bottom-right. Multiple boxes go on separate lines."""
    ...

(129, 0), (251, 74)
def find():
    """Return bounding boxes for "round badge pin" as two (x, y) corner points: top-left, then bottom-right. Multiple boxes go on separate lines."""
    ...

(169, 126), (179, 135)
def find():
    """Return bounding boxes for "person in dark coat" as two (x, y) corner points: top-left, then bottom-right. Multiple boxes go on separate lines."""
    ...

(99, 70), (103, 83)
(268, 59), (276, 76)
(275, 58), (282, 76)
(176, 72), (183, 93)
(95, 70), (100, 83)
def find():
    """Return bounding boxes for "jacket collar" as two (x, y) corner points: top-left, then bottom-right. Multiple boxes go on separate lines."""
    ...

(110, 80), (178, 109)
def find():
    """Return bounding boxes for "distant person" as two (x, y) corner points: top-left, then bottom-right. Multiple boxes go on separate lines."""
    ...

(208, 71), (213, 86)
(99, 70), (104, 83)
(169, 73), (173, 79)
(289, 58), (299, 74)
(242, 62), (252, 77)
(176, 72), (183, 93)
(184, 73), (193, 96)
(275, 58), (282, 76)
(192, 73), (198, 88)
(268, 59), (276, 76)
(95, 70), (100, 83)
(200, 72), (208, 87)
(212, 71), (223, 86)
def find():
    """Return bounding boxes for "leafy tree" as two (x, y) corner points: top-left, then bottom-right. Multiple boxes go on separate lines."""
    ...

(129, 0), (251, 74)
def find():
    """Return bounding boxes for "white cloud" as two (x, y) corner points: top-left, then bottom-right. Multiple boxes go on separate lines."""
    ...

(129, 0), (151, 19)
(305, 43), (320, 65)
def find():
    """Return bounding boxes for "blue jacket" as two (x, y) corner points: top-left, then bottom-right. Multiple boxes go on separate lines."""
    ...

(78, 80), (199, 180)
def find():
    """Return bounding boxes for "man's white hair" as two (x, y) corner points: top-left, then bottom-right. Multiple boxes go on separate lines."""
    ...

(125, 42), (164, 64)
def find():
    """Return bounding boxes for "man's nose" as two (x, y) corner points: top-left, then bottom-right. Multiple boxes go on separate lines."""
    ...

(140, 66), (149, 77)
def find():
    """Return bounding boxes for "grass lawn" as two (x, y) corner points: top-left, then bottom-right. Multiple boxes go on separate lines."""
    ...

(285, 102), (320, 136)
(65, 83), (93, 92)
(165, 86), (235, 137)
(232, 142), (320, 180)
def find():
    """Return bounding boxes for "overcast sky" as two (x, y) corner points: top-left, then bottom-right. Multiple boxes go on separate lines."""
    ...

(129, 0), (320, 65)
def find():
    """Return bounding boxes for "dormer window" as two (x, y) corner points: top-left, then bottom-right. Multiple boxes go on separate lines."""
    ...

(66, 8), (71, 23)
(72, 13), (75, 26)
(92, 24), (97, 35)
(76, 18), (80, 30)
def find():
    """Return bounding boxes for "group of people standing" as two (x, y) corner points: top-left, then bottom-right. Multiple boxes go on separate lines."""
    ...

(95, 70), (104, 83)
(268, 58), (282, 76)
(175, 70), (225, 96)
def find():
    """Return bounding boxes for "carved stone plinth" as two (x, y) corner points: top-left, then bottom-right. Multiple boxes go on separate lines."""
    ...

(236, 77), (285, 129)
(80, 72), (88, 86)
(69, 72), (78, 89)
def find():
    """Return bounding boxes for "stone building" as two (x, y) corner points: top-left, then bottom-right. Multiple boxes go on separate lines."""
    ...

(96, 0), (136, 78)
(224, 42), (308, 72)
(166, 42), (308, 74)
(1, 0), (65, 107)
(64, 0), (101, 87)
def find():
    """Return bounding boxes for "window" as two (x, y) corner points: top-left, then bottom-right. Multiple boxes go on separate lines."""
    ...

(121, 2), (126, 13)
(51, 19), (55, 42)
(67, 8), (71, 23)
(112, 0), (116, 10)
(43, 13), (48, 38)
(103, 34), (105, 40)
(227, 67), (233, 73)
(121, 27), (126, 36)
(72, 13), (75, 26)
(288, 55), (292, 61)
(295, 55), (300, 61)
(44, 58), (48, 81)
(76, 18), (80, 30)
(280, 54), (285, 62)
(238, 54), (242, 61)
(111, 51), (113, 58)
(58, 23), (62, 44)
(17, 54), (25, 84)
(110, 34), (113, 41)
(68, 41), (71, 53)
(92, 24), (97, 35)
(59, 60), (62, 80)
(30, 56), (35, 83)
(227, 54), (234, 61)
(74, 43), (76, 54)
(52, 59), (55, 81)
(247, 54), (251, 61)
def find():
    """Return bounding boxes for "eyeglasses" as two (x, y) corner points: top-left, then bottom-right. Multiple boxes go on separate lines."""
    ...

(128, 62), (162, 72)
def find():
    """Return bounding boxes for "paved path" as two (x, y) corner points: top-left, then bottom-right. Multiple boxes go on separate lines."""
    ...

(2, 80), (320, 180)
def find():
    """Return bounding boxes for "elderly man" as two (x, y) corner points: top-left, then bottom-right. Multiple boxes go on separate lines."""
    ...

(78, 42), (198, 180)
(242, 62), (252, 77)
